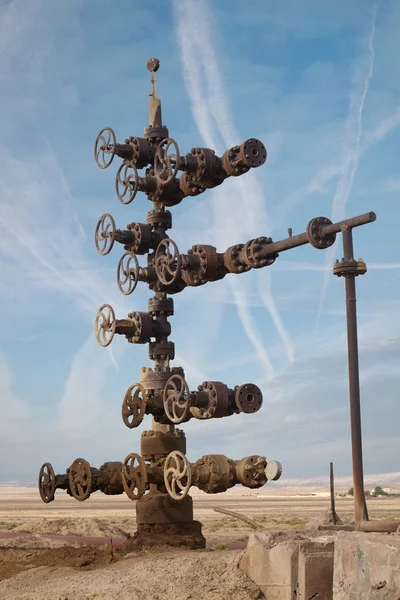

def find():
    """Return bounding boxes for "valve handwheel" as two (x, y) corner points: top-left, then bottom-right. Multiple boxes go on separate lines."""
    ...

(115, 161), (139, 205)
(164, 451), (192, 501)
(95, 304), (116, 347)
(154, 137), (180, 184)
(68, 458), (92, 501)
(155, 238), (181, 286)
(38, 462), (56, 503)
(163, 374), (191, 424)
(121, 453), (148, 500)
(117, 252), (140, 295)
(94, 213), (116, 256)
(94, 127), (117, 169)
(122, 383), (147, 429)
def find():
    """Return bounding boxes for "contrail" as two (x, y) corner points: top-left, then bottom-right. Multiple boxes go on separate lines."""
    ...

(316, 1), (380, 324)
(173, 0), (294, 373)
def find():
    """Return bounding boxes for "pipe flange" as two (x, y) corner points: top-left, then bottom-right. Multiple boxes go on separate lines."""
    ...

(148, 296), (174, 316)
(306, 216), (336, 249)
(140, 429), (186, 458)
(191, 148), (226, 189)
(333, 258), (367, 278)
(139, 367), (185, 406)
(126, 311), (154, 344)
(144, 125), (169, 140)
(146, 209), (172, 229)
(224, 244), (251, 274)
(182, 245), (219, 286)
(221, 146), (250, 177)
(124, 222), (153, 254)
(243, 237), (276, 269)
(179, 172), (206, 197)
(235, 383), (263, 413)
(149, 341), (175, 361)
(190, 381), (219, 419)
(238, 138), (267, 168)
(236, 455), (267, 488)
(125, 136), (153, 169)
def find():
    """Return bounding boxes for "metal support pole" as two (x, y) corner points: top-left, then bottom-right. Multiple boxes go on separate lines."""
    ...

(341, 227), (369, 527)
(330, 462), (337, 525)
(337, 224), (400, 533)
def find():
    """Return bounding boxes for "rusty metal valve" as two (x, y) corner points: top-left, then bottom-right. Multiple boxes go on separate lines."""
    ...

(38, 463), (56, 504)
(68, 458), (92, 501)
(94, 127), (117, 169)
(163, 374), (191, 423)
(164, 450), (192, 501)
(94, 213), (116, 256)
(122, 383), (147, 429)
(154, 137), (180, 184)
(115, 160), (139, 205)
(117, 252), (140, 295)
(121, 453), (148, 500)
(94, 304), (116, 347)
(154, 238), (182, 285)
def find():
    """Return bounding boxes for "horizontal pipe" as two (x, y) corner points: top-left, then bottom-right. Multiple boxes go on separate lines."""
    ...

(261, 211), (376, 259)
(0, 530), (127, 549)
(358, 519), (400, 533)
(322, 211), (376, 236)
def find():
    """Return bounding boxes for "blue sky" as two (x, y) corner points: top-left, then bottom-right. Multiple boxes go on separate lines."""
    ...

(0, 0), (399, 483)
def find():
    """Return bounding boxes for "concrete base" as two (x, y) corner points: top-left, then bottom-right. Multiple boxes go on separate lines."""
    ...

(125, 520), (206, 550)
(136, 490), (194, 524)
(130, 491), (205, 549)
(239, 531), (334, 600)
(333, 531), (400, 599)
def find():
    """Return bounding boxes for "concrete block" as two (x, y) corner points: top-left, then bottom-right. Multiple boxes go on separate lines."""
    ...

(240, 532), (334, 599)
(333, 531), (400, 599)
(298, 537), (334, 600)
(239, 531), (304, 599)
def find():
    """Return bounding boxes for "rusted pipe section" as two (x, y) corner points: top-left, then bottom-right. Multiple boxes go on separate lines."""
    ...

(341, 227), (368, 527)
(221, 211), (376, 277)
(334, 220), (400, 533)
(0, 530), (127, 549)
(330, 462), (337, 526)
(358, 519), (400, 533)
(260, 211), (376, 259)
(213, 507), (261, 530)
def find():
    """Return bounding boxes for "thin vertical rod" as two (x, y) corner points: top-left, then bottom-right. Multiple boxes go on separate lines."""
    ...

(341, 226), (369, 527)
(330, 462), (337, 525)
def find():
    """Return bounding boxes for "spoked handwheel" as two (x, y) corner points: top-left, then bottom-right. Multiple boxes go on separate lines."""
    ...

(117, 252), (140, 295)
(68, 458), (92, 501)
(94, 213), (116, 256)
(163, 374), (191, 424)
(155, 239), (181, 286)
(154, 138), (180, 184)
(121, 453), (148, 500)
(95, 304), (116, 347)
(122, 383), (147, 429)
(38, 462), (56, 503)
(94, 127), (117, 169)
(164, 451), (192, 501)
(115, 161), (139, 205)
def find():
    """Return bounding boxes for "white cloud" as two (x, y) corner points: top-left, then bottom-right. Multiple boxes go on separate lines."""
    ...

(172, 0), (294, 376)
(316, 2), (380, 322)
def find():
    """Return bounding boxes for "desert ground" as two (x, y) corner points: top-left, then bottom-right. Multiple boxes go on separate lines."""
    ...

(1, 484), (399, 599)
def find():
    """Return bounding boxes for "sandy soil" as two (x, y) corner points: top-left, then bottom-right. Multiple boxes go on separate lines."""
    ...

(0, 485), (399, 599)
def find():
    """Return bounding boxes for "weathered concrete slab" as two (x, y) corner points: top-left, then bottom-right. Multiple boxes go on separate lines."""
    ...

(298, 538), (334, 600)
(239, 531), (334, 600)
(333, 531), (400, 599)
